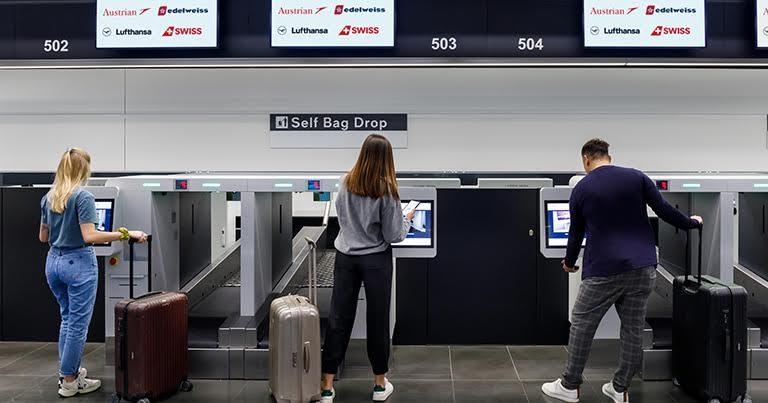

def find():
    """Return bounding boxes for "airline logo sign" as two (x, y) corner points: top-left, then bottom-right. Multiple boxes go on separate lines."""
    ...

(757, 0), (768, 48)
(96, 0), (217, 48)
(271, 0), (394, 47)
(584, 0), (705, 48)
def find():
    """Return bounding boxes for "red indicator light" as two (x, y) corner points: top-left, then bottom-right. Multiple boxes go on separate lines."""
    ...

(657, 180), (669, 190)
(175, 180), (189, 190)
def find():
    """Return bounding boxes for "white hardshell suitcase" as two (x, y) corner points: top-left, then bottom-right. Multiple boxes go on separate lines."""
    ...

(269, 238), (321, 403)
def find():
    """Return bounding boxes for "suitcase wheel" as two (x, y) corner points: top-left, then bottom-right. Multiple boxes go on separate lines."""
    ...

(180, 380), (194, 393)
(137, 398), (151, 403)
(708, 400), (720, 403)
(743, 397), (753, 403)
(672, 378), (680, 387)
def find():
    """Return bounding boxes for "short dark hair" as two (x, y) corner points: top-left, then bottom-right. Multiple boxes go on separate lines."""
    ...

(581, 138), (610, 159)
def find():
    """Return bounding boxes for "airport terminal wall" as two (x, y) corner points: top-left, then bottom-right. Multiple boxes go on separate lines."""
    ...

(0, 67), (766, 173)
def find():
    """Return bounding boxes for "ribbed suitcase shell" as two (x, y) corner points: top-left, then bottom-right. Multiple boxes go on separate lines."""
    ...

(269, 295), (321, 403)
(114, 292), (189, 402)
(673, 274), (748, 402)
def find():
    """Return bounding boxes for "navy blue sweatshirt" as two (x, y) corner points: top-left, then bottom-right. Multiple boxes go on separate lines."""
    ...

(565, 165), (700, 278)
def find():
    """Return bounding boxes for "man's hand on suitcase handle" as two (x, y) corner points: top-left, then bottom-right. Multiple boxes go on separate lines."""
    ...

(561, 260), (580, 273)
(129, 231), (149, 243)
(691, 215), (703, 227)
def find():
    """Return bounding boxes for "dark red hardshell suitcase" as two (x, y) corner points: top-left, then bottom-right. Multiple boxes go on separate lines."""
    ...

(113, 237), (193, 403)
(672, 227), (750, 403)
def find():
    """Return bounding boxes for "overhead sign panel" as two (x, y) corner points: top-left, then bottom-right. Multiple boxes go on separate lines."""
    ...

(758, 0), (768, 48)
(269, 114), (407, 148)
(271, 0), (395, 47)
(583, 0), (705, 48)
(96, 0), (218, 48)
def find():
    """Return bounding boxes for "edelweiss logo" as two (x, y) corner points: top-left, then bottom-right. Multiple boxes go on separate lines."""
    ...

(646, 5), (656, 15)
(335, 5), (344, 15)
(158, 6), (168, 16)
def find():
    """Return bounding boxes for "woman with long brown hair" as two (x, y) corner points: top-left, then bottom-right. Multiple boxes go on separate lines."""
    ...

(39, 148), (147, 398)
(320, 134), (414, 402)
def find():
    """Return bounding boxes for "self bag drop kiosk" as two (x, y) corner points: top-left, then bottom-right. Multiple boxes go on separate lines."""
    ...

(730, 175), (768, 379)
(103, 174), (437, 380)
(540, 175), (737, 381)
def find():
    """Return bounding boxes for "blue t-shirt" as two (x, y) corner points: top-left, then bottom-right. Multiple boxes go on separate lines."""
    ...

(40, 188), (98, 248)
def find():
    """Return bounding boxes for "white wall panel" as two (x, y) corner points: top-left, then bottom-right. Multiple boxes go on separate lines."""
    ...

(124, 114), (359, 171)
(0, 70), (124, 115)
(402, 114), (768, 172)
(124, 113), (767, 172)
(0, 116), (125, 171)
(125, 68), (768, 115)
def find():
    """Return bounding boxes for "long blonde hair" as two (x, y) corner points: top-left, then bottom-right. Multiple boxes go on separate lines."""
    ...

(47, 148), (91, 214)
(345, 134), (399, 200)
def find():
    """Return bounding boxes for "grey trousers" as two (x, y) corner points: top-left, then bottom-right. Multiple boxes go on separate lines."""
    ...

(561, 266), (656, 393)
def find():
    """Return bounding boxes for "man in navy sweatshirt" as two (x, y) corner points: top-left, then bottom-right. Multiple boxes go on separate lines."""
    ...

(542, 139), (702, 403)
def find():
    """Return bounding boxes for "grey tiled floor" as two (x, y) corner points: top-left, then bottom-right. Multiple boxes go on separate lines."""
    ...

(0, 341), (765, 402)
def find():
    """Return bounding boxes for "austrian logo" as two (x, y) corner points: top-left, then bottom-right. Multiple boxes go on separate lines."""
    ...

(278, 7), (327, 15)
(651, 25), (692, 36)
(338, 25), (380, 36)
(162, 26), (204, 37)
(102, 8), (152, 17)
(589, 7), (639, 15)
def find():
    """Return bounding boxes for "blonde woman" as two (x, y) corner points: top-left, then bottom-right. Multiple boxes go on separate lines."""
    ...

(320, 135), (414, 402)
(39, 148), (147, 398)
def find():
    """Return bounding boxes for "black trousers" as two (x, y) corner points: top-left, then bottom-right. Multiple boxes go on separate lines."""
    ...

(321, 249), (393, 375)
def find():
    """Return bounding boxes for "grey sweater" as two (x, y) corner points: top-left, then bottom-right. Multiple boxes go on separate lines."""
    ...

(334, 176), (411, 255)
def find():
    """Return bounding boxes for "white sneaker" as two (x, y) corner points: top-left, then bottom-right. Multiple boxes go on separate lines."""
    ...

(320, 388), (336, 402)
(602, 382), (629, 403)
(59, 367), (87, 386)
(372, 379), (394, 401)
(58, 369), (101, 398)
(541, 379), (579, 403)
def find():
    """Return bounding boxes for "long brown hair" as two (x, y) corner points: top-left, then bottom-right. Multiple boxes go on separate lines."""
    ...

(48, 148), (91, 214)
(345, 134), (399, 200)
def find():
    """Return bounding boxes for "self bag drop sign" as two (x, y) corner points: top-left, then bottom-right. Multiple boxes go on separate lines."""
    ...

(584, 0), (705, 47)
(269, 114), (407, 149)
(96, 0), (217, 48)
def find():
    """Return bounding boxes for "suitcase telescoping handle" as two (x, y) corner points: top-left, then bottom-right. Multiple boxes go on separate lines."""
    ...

(304, 237), (318, 305)
(128, 235), (152, 299)
(684, 225), (703, 286)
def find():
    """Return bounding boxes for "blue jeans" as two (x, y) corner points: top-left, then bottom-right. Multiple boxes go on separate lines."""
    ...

(45, 246), (98, 377)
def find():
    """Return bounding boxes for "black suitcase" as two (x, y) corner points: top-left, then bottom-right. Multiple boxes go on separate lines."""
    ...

(672, 226), (750, 403)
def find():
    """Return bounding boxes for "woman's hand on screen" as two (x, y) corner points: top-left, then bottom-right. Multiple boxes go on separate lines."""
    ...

(406, 211), (416, 222)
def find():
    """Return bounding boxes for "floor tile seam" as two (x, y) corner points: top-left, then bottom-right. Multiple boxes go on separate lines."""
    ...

(0, 343), (50, 370)
(507, 346), (529, 402)
(448, 346), (456, 403)
(8, 374), (57, 401)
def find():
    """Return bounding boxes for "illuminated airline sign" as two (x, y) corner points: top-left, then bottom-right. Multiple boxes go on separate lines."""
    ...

(96, 0), (218, 48)
(584, 0), (705, 47)
(271, 0), (394, 47)
(757, 0), (768, 48)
